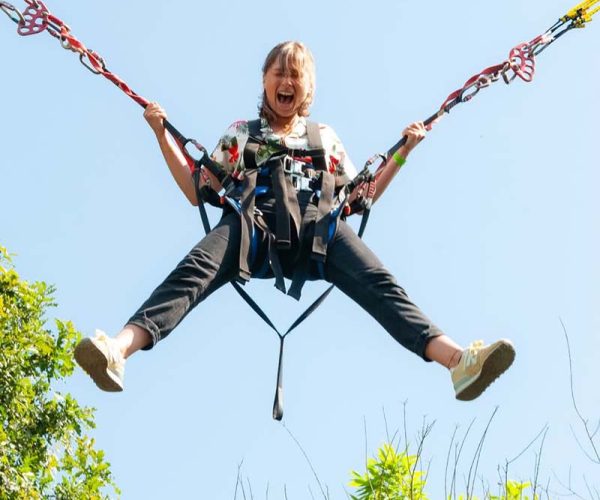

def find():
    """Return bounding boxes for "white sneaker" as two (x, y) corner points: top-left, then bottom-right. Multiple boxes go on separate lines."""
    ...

(74, 330), (125, 392)
(451, 339), (515, 401)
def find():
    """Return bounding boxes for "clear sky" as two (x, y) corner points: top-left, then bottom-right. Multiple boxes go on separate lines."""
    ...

(2, 0), (599, 498)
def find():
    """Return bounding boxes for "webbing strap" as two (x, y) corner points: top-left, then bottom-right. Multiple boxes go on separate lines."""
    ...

(312, 172), (335, 261)
(306, 121), (328, 172)
(238, 147), (259, 283)
(270, 159), (301, 250)
(253, 214), (286, 293)
(303, 122), (337, 264)
(271, 284), (335, 420)
(192, 168), (213, 231)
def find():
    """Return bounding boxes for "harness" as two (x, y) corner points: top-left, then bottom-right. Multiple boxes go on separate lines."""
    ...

(241, 120), (350, 295)
(192, 119), (360, 420)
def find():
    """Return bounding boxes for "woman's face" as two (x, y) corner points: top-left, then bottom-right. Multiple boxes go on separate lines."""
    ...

(263, 60), (309, 121)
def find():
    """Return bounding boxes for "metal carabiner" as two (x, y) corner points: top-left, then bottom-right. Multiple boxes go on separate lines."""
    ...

(1, 1), (25, 25)
(78, 52), (102, 74)
(77, 49), (106, 75)
(476, 75), (493, 89)
(362, 153), (386, 171)
(499, 61), (516, 84)
(458, 80), (482, 102)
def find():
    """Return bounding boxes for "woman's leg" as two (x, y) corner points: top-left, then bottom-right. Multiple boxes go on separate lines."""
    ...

(324, 220), (514, 400)
(425, 335), (463, 369)
(114, 324), (152, 359)
(324, 220), (446, 363)
(75, 212), (243, 390)
(123, 211), (242, 354)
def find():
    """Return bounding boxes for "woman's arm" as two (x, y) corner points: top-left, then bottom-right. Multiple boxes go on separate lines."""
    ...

(372, 121), (426, 203)
(144, 102), (199, 206)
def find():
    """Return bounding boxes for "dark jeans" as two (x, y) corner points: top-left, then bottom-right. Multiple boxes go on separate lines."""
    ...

(128, 199), (443, 360)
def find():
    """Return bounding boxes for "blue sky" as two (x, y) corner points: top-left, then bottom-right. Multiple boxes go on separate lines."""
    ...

(2, 0), (599, 498)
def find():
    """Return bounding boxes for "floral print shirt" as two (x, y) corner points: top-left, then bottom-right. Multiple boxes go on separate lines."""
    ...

(210, 117), (358, 181)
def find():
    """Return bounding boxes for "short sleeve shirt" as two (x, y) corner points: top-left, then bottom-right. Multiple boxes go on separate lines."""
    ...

(210, 117), (357, 180)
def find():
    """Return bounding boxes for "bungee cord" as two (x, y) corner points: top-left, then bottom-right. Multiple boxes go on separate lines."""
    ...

(2, 0), (597, 419)
(347, 0), (599, 202)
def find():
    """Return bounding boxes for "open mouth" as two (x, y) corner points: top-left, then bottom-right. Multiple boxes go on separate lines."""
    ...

(277, 91), (294, 106)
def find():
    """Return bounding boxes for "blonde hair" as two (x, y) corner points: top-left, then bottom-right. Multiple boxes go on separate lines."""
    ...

(259, 41), (316, 123)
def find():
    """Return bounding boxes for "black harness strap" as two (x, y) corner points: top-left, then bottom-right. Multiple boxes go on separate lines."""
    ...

(253, 212), (287, 293)
(306, 121), (328, 170)
(305, 121), (334, 263)
(238, 146), (259, 283)
(312, 171), (335, 261)
(270, 157), (302, 250)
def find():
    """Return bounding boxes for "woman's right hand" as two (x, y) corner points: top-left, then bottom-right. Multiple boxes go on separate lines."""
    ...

(144, 102), (167, 135)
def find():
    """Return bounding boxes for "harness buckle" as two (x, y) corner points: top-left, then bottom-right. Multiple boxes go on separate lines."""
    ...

(283, 156), (303, 175)
(290, 175), (312, 192)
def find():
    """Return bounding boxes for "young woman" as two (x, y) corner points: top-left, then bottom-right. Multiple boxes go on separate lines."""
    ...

(74, 41), (515, 403)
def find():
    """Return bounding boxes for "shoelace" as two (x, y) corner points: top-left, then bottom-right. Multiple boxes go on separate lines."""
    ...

(94, 330), (124, 368)
(462, 340), (484, 367)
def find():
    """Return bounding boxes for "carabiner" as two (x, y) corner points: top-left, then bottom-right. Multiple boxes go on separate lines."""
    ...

(79, 52), (103, 74)
(458, 80), (482, 102)
(362, 153), (386, 170)
(500, 61), (518, 84)
(0, 1), (25, 25)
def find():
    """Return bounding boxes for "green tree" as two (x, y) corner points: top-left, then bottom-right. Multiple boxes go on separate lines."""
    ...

(0, 247), (119, 499)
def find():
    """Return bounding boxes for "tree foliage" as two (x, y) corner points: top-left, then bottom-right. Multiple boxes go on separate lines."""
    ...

(349, 441), (538, 500)
(349, 443), (427, 499)
(0, 247), (119, 498)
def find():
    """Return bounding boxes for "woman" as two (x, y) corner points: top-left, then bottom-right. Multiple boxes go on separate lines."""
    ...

(74, 41), (515, 403)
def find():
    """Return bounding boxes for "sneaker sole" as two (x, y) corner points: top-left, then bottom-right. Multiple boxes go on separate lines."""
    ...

(456, 340), (515, 401)
(74, 338), (123, 392)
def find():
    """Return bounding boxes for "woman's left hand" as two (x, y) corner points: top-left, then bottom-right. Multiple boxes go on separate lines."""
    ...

(401, 121), (426, 157)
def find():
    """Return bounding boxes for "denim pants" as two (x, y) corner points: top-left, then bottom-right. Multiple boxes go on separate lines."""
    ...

(127, 198), (443, 360)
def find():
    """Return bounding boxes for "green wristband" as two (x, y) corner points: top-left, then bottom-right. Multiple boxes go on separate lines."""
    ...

(392, 151), (406, 168)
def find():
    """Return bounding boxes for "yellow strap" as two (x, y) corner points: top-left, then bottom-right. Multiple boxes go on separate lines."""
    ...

(563, 0), (600, 24)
